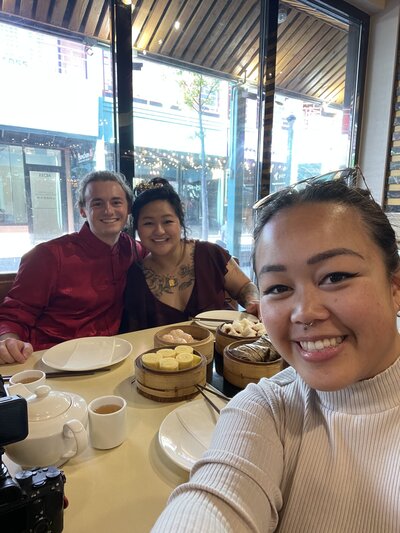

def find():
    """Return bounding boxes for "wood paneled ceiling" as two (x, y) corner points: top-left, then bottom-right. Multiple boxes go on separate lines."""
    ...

(0, 0), (350, 106)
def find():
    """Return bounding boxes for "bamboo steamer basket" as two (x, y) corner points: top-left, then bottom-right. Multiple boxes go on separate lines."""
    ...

(223, 339), (283, 389)
(154, 324), (214, 364)
(215, 323), (264, 355)
(135, 348), (207, 402)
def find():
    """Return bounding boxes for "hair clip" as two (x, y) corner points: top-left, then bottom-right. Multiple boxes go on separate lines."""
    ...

(134, 181), (165, 195)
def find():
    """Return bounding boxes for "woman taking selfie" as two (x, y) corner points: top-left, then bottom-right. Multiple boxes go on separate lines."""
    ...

(152, 178), (400, 532)
(123, 178), (259, 330)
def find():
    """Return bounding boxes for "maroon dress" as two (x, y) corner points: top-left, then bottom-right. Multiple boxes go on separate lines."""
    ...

(123, 241), (234, 331)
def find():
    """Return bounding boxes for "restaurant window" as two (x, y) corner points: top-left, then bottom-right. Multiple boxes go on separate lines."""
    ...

(267, 1), (368, 194)
(0, 0), (368, 276)
(129, 0), (368, 276)
(130, 2), (263, 276)
(0, 9), (115, 273)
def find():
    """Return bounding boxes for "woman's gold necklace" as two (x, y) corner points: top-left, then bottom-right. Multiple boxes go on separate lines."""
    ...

(164, 242), (185, 288)
(167, 274), (177, 288)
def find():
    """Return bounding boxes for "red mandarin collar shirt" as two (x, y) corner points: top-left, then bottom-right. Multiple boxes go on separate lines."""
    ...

(0, 223), (146, 350)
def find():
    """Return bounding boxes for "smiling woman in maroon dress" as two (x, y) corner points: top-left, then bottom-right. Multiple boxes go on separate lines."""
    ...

(123, 178), (259, 331)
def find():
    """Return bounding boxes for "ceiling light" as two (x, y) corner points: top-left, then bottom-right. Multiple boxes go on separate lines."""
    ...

(278, 7), (288, 24)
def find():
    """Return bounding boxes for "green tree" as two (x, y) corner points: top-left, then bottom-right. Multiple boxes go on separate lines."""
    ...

(178, 72), (219, 240)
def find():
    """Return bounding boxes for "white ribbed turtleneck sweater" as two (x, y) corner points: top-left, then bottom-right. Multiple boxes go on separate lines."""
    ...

(152, 357), (400, 532)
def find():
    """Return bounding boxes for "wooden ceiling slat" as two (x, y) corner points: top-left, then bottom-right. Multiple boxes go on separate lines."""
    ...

(278, 29), (346, 96)
(152, 0), (198, 56)
(312, 58), (346, 100)
(84, 0), (104, 36)
(226, 30), (259, 79)
(97, 23), (109, 42)
(97, 7), (110, 41)
(297, 57), (345, 102)
(195, 0), (257, 66)
(211, 5), (259, 73)
(2, 1), (17, 15)
(319, 81), (344, 103)
(276, 27), (337, 79)
(134, 0), (161, 50)
(147, 0), (182, 54)
(323, 85), (344, 104)
(285, 37), (347, 101)
(69, 0), (89, 33)
(50, 0), (69, 27)
(20, 0), (35, 19)
(276, 13), (321, 70)
(234, 45), (259, 80)
(35, 0), (52, 22)
(139, 0), (171, 51)
(283, 0), (348, 31)
(181, 0), (231, 63)
(167, 0), (216, 59)
(279, 26), (342, 86)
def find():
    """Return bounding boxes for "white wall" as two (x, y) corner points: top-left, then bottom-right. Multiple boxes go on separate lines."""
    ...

(358, 0), (400, 204)
(345, 0), (400, 241)
(347, 0), (386, 15)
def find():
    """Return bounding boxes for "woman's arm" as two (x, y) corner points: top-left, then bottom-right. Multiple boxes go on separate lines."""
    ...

(151, 383), (284, 532)
(224, 259), (260, 316)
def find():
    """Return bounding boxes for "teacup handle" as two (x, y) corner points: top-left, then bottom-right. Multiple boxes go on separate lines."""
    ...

(62, 419), (88, 459)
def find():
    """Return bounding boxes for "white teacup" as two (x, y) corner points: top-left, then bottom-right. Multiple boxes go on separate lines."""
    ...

(9, 370), (46, 393)
(88, 395), (127, 450)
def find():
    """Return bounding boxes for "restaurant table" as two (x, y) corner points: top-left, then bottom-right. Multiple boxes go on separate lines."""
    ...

(0, 324), (239, 533)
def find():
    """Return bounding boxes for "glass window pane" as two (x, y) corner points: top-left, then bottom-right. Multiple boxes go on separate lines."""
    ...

(270, 1), (365, 192)
(0, 12), (114, 272)
(131, 2), (262, 276)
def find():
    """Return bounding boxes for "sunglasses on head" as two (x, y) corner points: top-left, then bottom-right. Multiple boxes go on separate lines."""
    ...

(253, 165), (370, 210)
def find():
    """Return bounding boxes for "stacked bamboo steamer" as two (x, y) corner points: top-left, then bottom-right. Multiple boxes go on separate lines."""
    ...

(154, 324), (214, 364)
(135, 347), (207, 402)
(215, 318), (266, 355)
(223, 339), (283, 389)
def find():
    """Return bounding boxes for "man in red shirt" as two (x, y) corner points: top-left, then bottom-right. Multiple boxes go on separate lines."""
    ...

(0, 170), (145, 364)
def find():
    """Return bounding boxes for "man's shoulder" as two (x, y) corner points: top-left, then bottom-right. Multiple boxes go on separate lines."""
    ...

(24, 232), (78, 258)
(119, 232), (145, 255)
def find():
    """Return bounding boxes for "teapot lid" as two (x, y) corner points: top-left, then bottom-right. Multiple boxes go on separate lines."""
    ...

(28, 385), (72, 421)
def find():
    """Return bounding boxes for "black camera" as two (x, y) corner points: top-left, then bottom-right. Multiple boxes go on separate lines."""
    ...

(0, 375), (66, 532)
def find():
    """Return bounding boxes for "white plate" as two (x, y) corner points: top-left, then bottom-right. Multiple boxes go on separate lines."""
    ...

(42, 337), (132, 371)
(194, 310), (258, 331)
(158, 397), (226, 471)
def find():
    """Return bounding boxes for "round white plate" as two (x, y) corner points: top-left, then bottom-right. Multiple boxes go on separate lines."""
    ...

(42, 337), (132, 371)
(158, 397), (226, 471)
(194, 310), (258, 331)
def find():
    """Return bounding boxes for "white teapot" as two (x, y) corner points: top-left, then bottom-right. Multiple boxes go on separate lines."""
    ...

(5, 383), (88, 468)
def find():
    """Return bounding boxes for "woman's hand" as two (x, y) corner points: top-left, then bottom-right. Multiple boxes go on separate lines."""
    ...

(245, 299), (260, 318)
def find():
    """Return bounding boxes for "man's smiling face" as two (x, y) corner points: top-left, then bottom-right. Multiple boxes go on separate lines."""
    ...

(80, 180), (129, 246)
